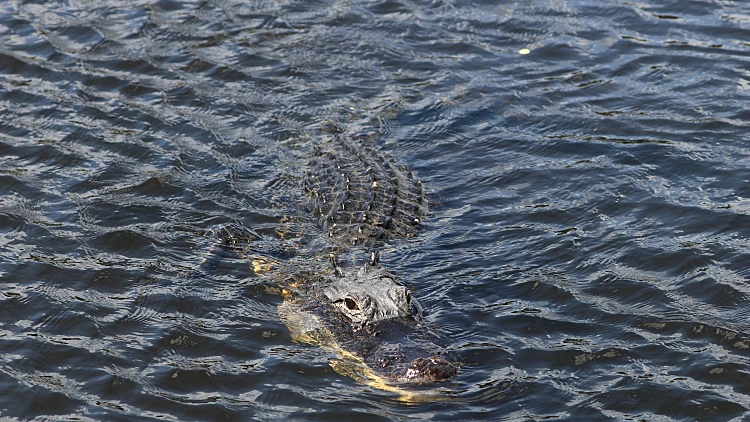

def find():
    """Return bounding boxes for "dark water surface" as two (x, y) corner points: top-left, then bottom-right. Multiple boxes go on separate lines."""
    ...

(2, 0), (750, 420)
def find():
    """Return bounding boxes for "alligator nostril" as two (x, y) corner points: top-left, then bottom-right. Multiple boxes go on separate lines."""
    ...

(345, 297), (359, 310)
(405, 356), (458, 383)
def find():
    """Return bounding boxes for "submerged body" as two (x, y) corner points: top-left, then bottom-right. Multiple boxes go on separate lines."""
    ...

(282, 132), (459, 386)
(215, 131), (459, 387)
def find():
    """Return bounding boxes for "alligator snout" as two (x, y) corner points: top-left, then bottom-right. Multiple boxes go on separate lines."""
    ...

(405, 356), (459, 383)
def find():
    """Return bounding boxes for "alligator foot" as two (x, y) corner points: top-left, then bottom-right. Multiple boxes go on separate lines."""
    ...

(199, 224), (267, 272)
(212, 224), (261, 249)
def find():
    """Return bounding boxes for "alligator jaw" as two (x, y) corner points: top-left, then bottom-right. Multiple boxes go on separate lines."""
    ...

(279, 254), (459, 387)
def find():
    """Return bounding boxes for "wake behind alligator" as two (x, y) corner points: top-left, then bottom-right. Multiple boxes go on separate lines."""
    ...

(212, 131), (459, 389)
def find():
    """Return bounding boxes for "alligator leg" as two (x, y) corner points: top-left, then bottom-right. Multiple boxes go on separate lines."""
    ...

(199, 224), (264, 272)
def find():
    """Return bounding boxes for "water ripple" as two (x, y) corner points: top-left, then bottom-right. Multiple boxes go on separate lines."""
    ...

(2, 0), (750, 419)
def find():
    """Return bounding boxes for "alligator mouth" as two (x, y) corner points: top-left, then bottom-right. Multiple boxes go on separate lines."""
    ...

(404, 356), (459, 384)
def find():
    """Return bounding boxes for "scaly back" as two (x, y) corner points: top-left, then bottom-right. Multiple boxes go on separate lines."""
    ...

(303, 134), (428, 246)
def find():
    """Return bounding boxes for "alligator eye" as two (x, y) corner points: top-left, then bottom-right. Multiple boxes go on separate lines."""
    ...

(344, 298), (359, 310)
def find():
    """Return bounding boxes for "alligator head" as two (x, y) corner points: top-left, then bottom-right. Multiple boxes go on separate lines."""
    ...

(313, 251), (459, 384)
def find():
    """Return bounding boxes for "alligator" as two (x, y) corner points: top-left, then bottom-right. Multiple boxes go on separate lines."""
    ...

(212, 131), (459, 389)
